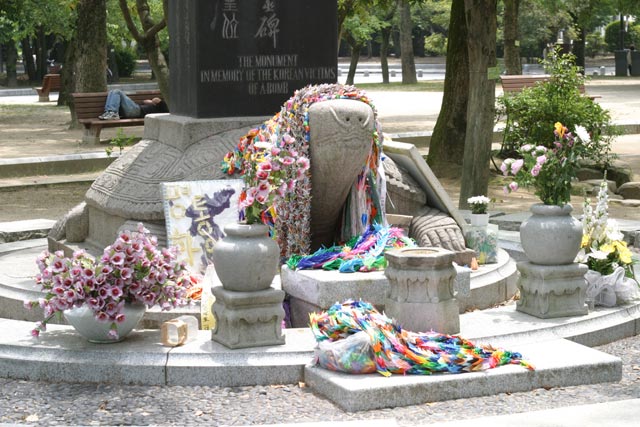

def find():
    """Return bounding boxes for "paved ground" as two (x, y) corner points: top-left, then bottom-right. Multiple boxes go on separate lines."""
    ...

(1, 77), (640, 426)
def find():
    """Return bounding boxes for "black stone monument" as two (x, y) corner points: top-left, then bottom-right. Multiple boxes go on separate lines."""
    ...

(169, 0), (338, 118)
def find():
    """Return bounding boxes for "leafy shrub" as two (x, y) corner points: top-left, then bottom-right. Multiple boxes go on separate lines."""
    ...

(628, 24), (640, 48)
(115, 48), (137, 78)
(497, 49), (617, 168)
(585, 32), (606, 58)
(604, 21), (634, 52)
(424, 33), (447, 57)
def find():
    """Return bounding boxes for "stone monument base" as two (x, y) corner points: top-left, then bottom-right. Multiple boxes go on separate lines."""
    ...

(516, 261), (588, 319)
(385, 299), (459, 334)
(211, 286), (285, 349)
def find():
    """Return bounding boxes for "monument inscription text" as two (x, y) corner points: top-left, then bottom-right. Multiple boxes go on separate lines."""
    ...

(170, 0), (337, 118)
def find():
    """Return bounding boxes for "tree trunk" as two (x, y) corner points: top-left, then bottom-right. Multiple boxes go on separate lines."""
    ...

(346, 42), (361, 85)
(503, 0), (521, 75)
(398, 0), (417, 84)
(459, 0), (497, 209)
(380, 27), (391, 84)
(427, 0), (469, 176)
(6, 42), (18, 87)
(36, 27), (48, 79)
(74, 0), (108, 93)
(21, 39), (37, 81)
(60, 36), (80, 127)
(574, 26), (586, 74)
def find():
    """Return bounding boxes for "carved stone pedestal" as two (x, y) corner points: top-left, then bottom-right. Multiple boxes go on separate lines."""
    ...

(384, 247), (459, 334)
(516, 262), (588, 319)
(211, 286), (285, 349)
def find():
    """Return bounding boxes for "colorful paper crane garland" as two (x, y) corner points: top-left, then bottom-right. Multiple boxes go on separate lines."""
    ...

(310, 300), (534, 377)
(287, 223), (415, 273)
(222, 83), (386, 258)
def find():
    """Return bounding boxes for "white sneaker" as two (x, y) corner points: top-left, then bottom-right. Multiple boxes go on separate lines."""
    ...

(98, 111), (120, 120)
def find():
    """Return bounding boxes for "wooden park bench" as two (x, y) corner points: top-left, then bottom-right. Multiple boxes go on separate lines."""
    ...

(500, 74), (600, 100)
(34, 74), (61, 102)
(71, 90), (162, 144)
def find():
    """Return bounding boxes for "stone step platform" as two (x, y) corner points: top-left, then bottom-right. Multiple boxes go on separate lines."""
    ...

(0, 317), (624, 413)
(2, 298), (638, 389)
(0, 152), (117, 180)
(0, 319), (316, 387)
(0, 220), (56, 244)
(0, 238), (516, 329)
(305, 338), (621, 412)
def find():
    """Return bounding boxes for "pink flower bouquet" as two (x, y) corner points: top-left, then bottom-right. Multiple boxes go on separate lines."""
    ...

(502, 122), (593, 206)
(25, 224), (193, 340)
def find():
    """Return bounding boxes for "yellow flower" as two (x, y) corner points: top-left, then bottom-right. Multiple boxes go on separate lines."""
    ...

(554, 122), (565, 138)
(599, 243), (615, 254)
(613, 241), (632, 264)
(581, 234), (590, 248)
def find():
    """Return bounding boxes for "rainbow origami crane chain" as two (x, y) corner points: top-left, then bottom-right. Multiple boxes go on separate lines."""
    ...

(310, 300), (535, 377)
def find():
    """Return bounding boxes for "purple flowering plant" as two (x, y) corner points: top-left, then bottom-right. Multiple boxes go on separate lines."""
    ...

(24, 224), (193, 340)
(502, 122), (593, 206)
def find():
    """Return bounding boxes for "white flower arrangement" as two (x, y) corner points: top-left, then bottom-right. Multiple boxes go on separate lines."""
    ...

(467, 195), (491, 214)
(578, 178), (635, 279)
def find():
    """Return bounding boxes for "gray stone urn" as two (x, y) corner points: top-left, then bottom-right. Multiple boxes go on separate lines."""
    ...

(211, 223), (280, 292)
(63, 303), (146, 343)
(520, 204), (582, 265)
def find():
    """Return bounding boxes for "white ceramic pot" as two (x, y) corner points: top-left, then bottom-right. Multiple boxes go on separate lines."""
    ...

(520, 203), (582, 265)
(469, 213), (489, 227)
(211, 223), (280, 292)
(64, 303), (146, 343)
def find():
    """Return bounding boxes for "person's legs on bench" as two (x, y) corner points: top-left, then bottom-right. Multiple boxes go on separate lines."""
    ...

(99, 89), (141, 120)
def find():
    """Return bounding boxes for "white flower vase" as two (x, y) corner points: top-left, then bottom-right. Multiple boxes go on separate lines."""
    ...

(63, 303), (146, 343)
(469, 213), (489, 227)
(520, 204), (582, 265)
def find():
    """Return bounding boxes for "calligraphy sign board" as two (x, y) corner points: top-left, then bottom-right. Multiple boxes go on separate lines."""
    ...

(169, 0), (338, 118)
(162, 180), (243, 274)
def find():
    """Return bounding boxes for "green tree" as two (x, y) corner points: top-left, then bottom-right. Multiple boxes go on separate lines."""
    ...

(459, 0), (497, 209)
(343, 11), (383, 84)
(0, 0), (73, 85)
(118, 0), (169, 104)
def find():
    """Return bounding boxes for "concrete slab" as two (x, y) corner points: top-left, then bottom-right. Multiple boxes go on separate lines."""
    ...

(166, 328), (315, 386)
(461, 300), (640, 348)
(246, 420), (398, 427)
(304, 338), (622, 412)
(0, 318), (316, 386)
(0, 318), (169, 385)
(424, 398), (640, 427)
(0, 219), (55, 243)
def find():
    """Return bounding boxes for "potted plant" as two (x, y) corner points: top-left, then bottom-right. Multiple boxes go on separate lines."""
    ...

(467, 195), (491, 226)
(24, 224), (193, 343)
(218, 127), (311, 292)
(578, 178), (639, 306)
(502, 122), (595, 265)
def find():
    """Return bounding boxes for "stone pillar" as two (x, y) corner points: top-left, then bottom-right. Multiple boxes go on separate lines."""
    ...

(211, 286), (285, 349)
(516, 262), (588, 318)
(384, 247), (459, 334)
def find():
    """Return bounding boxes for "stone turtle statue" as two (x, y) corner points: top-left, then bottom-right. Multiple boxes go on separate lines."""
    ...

(50, 84), (468, 262)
